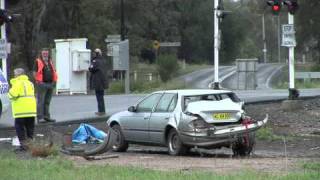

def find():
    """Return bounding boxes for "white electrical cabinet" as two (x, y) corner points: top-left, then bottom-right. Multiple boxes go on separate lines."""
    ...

(72, 49), (91, 71)
(54, 38), (91, 95)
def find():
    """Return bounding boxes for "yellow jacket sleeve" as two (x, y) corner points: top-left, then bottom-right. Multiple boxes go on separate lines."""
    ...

(8, 80), (21, 100)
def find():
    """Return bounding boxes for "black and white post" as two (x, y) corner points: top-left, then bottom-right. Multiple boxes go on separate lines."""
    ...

(288, 13), (296, 99)
(213, 0), (220, 89)
(0, 0), (7, 80)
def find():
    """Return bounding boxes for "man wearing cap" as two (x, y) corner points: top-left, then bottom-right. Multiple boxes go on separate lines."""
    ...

(9, 68), (37, 151)
(33, 49), (58, 123)
(89, 48), (108, 116)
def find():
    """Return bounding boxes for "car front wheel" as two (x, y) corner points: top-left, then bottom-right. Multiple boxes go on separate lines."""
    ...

(111, 124), (128, 152)
(167, 129), (188, 156)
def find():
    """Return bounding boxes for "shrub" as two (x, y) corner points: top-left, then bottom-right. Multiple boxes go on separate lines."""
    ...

(108, 81), (124, 94)
(156, 54), (180, 83)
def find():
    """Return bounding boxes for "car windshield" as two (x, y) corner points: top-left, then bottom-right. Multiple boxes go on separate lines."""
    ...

(182, 93), (241, 110)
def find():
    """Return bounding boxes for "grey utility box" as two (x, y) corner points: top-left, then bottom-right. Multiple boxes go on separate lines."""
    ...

(236, 58), (258, 90)
(107, 40), (129, 71)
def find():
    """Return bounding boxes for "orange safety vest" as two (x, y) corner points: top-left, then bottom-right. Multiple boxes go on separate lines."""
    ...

(35, 58), (58, 83)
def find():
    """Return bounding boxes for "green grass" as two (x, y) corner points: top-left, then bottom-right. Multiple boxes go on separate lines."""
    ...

(108, 62), (211, 94)
(302, 162), (320, 172)
(131, 62), (211, 76)
(0, 150), (319, 180)
(256, 127), (283, 141)
(272, 64), (320, 89)
(177, 62), (212, 76)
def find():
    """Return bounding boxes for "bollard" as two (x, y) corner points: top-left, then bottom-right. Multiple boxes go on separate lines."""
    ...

(62, 132), (72, 149)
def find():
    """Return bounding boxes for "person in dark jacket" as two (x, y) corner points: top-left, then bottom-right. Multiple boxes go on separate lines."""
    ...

(89, 48), (108, 116)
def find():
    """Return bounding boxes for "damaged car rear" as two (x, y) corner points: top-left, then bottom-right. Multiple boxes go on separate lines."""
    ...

(107, 89), (268, 156)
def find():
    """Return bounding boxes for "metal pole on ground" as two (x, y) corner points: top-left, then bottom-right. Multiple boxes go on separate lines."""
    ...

(288, 13), (296, 99)
(0, 0), (7, 80)
(262, 13), (267, 64)
(277, 14), (281, 63)
(213, 0), (220, 89)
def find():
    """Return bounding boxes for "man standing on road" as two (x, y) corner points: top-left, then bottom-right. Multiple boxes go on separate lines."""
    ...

(9, 68), (37, 151)
(33, 49), (58, 123)
(89, 48), (108, 116)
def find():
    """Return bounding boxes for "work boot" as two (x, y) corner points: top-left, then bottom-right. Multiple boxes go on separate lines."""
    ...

(14, 146), (26, 153)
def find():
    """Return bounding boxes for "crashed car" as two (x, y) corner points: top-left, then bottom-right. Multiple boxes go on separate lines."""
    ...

(107, 89), (268, 156)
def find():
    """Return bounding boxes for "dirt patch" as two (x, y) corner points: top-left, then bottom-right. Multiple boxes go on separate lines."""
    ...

(1, 98), (320, 173)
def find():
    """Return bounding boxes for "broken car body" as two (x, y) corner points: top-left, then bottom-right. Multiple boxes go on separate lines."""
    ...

(107, 89), (268, 156)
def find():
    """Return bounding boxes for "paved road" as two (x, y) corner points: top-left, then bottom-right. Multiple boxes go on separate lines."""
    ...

(179, 66), (236, 89)
(1, 88), (320, 128)
(221, 63), (284, 90)
(0, 63), (314, 128)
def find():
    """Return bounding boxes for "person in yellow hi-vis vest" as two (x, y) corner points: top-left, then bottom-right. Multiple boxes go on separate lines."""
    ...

(8, 68), (37, 151)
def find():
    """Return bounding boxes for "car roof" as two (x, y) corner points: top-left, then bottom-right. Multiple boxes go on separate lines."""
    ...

(153, 89), (233, 96)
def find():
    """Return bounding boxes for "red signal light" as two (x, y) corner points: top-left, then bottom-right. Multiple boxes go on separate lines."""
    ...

(272, 5), (281, 12)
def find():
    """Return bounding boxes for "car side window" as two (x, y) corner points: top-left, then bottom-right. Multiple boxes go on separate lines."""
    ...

(155, 93), (177, 112)
(167, 94), (178, 112)
(136, 93), (162, 112)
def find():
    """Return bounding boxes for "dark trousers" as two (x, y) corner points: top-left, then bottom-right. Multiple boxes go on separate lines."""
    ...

(15, 117), (35, 144)
(95, 90), (105, 113)
(36, 83), (54, 120)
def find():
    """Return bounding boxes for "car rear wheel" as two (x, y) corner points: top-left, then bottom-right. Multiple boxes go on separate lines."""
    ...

(167, 129), (188, 156)
(111, 124), (128, 152)
(232, 132), (255, 157)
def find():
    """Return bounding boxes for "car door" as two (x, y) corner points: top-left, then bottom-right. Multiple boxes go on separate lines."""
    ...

(149, 93), (178, 144)
(121, 93), (163, 143)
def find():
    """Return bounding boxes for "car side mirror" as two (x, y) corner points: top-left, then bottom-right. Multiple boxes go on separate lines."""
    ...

(128, 106), (136, 112)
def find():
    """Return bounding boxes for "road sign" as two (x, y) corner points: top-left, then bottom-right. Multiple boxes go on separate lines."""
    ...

(153, 40), (160, 50)
(105, 35), (121, 43)
(281, 24), (296, 47)
(159, 42), (181, 47)
(0, 39), (7, 59)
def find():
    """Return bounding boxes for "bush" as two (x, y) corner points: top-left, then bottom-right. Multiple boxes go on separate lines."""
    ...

(108, 81), (125, 94)
(130, 80), (160, 93)
(156, 54), (180, 83)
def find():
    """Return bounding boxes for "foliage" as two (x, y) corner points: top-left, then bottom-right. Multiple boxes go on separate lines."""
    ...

(156, 54), (180, 83)
(5, 0), (320, 77)
(107, 81), (125, 94)
(302, 162), (320, 172)
(256, 126), (283, 141)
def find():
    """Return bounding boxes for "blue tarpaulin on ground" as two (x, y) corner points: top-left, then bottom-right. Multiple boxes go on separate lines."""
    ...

(72, 123), (107, 144)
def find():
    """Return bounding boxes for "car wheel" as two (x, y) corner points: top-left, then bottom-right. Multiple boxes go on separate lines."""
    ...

(167, 129), (187, 156)
(232, 132), (255, 157)
(111, 124), (128, 152)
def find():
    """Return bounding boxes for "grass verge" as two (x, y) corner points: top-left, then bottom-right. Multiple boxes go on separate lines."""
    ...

(0, 150), (319, 180)
(272, 64), (320, 89)
(107, 63), (211, 94)
(256, 127), (284, 141)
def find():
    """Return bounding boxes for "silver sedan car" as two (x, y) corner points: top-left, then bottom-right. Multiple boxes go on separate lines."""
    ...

(107, 89), (268, 156)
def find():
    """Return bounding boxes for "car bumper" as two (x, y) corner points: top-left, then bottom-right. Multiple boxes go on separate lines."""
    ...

(179, 114), (268, 147)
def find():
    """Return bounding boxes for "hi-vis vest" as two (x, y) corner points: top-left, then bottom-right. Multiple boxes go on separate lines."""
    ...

(35, 58), (58, 83)
(8, 75), (37, 118)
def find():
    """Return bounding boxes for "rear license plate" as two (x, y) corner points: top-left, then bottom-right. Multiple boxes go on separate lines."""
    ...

(213, 113), (230, 120)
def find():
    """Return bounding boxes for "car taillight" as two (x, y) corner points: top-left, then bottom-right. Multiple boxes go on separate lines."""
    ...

(188, 116), (209, 129)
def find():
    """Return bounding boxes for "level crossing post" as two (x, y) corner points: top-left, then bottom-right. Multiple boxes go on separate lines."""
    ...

(213, 0), (220, 89)
(0, 0), (7, 80)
